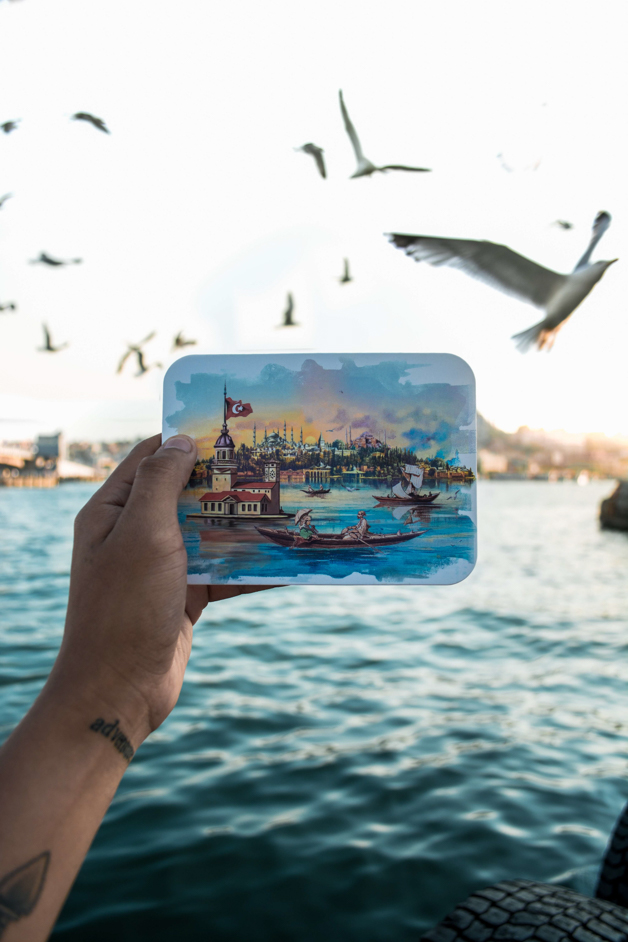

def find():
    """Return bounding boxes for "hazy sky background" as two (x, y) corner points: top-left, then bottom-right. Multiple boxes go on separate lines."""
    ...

(1, 0), (626, 441)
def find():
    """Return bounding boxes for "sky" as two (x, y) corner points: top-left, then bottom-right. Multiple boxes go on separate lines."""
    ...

(162, 353), (476, 463)
(1, 0), (626, 442)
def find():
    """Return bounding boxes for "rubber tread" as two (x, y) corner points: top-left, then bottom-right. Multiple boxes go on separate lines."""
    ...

(423, 881), (628, 942)
(597, 802), (628, 906)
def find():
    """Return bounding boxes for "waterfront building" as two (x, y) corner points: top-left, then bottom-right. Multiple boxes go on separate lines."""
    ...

(192, 421), (291, 520)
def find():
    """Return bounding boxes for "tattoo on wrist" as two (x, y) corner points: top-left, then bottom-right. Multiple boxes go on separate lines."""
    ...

(0, 852), (50, 937)
(90, 717), (135, 761)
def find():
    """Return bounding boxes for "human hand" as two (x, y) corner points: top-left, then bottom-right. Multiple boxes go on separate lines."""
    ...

(49, 434), (276, 747)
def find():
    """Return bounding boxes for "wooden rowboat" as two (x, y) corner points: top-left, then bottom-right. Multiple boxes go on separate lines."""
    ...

(301, 487), (330, 495)
(372, 493), (439, 504)
(255, 526), (427, 548)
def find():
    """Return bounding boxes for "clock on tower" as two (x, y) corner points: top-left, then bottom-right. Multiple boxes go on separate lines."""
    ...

(264, 460), (279, 482)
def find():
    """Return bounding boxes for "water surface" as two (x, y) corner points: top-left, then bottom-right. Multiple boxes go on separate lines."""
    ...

(1, 481), (628, 941)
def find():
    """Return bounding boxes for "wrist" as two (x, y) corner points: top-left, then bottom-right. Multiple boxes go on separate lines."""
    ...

(43, 661), (151, 757)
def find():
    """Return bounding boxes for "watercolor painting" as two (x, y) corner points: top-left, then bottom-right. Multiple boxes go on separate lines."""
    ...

(162, 353), (477, 585)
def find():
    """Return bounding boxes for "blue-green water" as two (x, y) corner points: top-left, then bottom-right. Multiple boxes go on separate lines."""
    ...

(1, 481), (628, 941)
(182, 480), (476, 584)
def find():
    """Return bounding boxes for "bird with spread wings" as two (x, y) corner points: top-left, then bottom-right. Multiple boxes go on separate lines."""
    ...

(71, 112), (110, 134)
(339, 90), (431, 179)
(295, 143), (326, 179)
(387, 211), (617, 352)
(117, 332), (160, 376)
(39, 323), (68, 353)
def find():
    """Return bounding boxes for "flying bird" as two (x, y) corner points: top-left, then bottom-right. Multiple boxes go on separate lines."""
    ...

(39, 323), (68, 352)
(339, 258), (353, 284)
(172, 331), (197, 350)
(134, 350), (162, 377)
(0, 302), (17, 312)
(339, 90), (431, 179)
(553, 220), (574, 230)
(117, 332), (156, 375)
(387, 211), (617, 352)
(294, 143), (326, 179)
(279, 292), (297, 327)
(1, 120), (20, 134)
(0, 193), (13, 209)
(30, 252), (82, 267)
(71, 112), (110, 134)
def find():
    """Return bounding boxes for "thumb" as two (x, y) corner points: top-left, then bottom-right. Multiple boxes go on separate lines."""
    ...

(119, 435), (198, 537)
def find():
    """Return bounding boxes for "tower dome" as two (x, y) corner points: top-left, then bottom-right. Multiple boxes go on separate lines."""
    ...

(215, 428), (235, 448)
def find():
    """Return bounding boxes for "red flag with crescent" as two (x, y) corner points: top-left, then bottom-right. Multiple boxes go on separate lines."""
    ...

(225, 397), (253, 419)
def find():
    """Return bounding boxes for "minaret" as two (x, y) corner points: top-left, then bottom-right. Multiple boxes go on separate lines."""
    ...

(300, 427), (303, 446)
(291, 426), (294, 445)
(283, 420), (287, 443)
(253, 424), (256, 447)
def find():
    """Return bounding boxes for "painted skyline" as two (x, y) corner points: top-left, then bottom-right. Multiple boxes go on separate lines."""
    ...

(164, 354), (476, 465)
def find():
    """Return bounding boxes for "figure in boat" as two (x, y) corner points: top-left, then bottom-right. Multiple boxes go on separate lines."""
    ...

(256, 507), (427, 548)
(293, 508), (319, 542)
(340, 510), (371, 541)
(373, 464), (439, 505)
(301, 483), (330, 496)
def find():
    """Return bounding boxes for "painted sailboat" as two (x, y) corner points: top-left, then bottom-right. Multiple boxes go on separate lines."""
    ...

(372, 465), (439, 505)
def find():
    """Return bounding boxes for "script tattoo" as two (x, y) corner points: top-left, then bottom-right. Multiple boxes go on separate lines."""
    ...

(0, 851), (50, 937)
(90, 717), (135, 761)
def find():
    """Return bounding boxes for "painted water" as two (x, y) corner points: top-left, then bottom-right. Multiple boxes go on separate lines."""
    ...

(1, 481), (628, 941)
(182, 479), (476, 585)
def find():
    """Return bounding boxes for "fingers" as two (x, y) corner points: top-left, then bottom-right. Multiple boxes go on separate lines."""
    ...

(118, 435), (198, 540)
(73, 435), (163, 543)
(93, 434), (162, 510)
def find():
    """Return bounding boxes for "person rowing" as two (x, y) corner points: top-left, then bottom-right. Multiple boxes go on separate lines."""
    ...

(341, 510), (371, 542)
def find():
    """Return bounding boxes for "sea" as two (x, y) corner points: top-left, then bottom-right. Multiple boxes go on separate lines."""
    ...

(1, 480), (628, 942)
(181, 478), (476, 585)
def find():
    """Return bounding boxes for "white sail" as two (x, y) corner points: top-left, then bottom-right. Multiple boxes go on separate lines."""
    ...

(392, 481), (410, 499)
(410, 470), (424, 490)
(405, 464), (422, 476)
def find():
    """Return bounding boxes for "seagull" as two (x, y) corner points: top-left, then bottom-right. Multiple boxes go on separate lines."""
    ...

(117, 332), (156, 374)
(134, 349), (162, 377)
(294, 143), (326, 179)
(553, 220), (574, 230)
(339, 90), (431, 179)
(172, 331), (197, 350)
(0, 302), (17, 312)
(30, 252), (82, 267)
(39, 323), (68, 352)
(279, 292), (297, 327)
(1, 120), (20, 134)
(339, 258), (353, 284)
(0, 193), (13, 210)
(71, 112), (110, 134)
(387, 211), (617, 352)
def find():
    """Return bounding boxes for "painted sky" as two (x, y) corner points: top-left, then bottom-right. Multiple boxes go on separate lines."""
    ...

(164, 354), (475, 462)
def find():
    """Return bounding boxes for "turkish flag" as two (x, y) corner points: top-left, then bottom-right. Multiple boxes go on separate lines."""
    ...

(225, 397), (253, 419)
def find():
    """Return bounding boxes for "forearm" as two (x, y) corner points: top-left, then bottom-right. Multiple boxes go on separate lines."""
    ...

(0, 678), (142, 941)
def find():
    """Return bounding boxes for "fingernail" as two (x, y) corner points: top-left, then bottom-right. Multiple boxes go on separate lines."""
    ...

(163, 436), (194, 453)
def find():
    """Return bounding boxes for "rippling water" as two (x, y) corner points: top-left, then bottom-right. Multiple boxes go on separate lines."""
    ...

(1, 481), (628, 942)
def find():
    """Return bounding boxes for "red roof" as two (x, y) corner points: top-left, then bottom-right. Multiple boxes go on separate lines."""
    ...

(233, 481), (277, 488)
(199, 491), (270, 503)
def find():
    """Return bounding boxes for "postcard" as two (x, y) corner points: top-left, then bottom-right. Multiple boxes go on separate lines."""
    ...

(163, 353), (477, 585)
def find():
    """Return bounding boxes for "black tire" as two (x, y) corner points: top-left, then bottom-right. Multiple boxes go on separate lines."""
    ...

(421, 879), (628, 942)
(597, 802), (628, 906)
